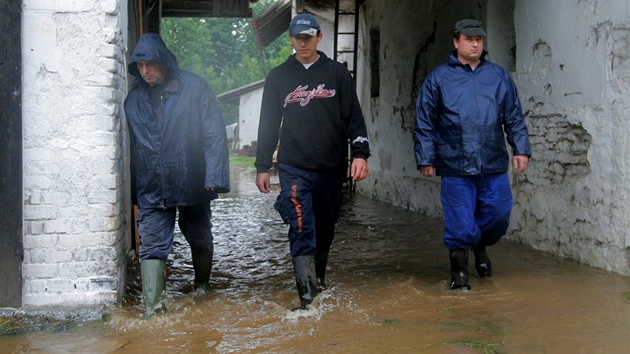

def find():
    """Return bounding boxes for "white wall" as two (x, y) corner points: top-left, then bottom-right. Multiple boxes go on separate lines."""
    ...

(21, 0), (130, 306)
(236, 87), (264, 150)
(511, 0), (630, 273)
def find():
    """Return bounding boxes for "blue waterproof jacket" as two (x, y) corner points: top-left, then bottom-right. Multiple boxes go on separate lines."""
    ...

(414, 51), (531, 176)
(125, 33), (230, 208)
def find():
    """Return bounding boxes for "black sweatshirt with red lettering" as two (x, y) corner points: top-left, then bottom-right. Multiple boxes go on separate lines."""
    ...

(255, 51), (370, 172)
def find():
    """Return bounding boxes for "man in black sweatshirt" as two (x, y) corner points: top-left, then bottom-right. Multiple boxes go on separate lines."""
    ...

(255, 13), (370, 310)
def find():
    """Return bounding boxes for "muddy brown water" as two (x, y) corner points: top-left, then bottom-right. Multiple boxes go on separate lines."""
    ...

(1, 168), (629, 353)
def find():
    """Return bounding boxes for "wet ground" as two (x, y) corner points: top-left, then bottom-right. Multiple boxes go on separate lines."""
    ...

(1, 167), (629, 353)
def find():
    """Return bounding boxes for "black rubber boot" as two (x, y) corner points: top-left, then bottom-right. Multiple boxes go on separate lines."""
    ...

(292, 255), (318, 310)
(314, 251), (329, 291)
(473, 245), (492, 277)
(449, 249), (471, 290)
(192, 252), (213, 292)
(141, 259), (167, 319)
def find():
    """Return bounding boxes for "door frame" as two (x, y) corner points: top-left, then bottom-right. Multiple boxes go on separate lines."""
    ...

(0, 0), (24, 308)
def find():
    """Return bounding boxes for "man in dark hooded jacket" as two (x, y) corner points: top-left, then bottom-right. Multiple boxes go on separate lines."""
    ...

(125, 33), (230, 319)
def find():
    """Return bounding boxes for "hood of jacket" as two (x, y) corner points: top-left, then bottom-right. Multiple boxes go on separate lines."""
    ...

(128, 33), (179, 79)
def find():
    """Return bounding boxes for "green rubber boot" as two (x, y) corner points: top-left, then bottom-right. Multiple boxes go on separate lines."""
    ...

(141, 259), (166, 319)
(192, 252), (213, 292)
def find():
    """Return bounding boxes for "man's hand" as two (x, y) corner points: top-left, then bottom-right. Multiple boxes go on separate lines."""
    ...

(512, 155), (529, 174)
(419, 165), (435, 177)
(351, 158), (368, 182)
(256, 172), (271, 193)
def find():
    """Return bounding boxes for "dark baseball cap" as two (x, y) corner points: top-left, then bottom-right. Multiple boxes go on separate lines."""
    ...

(453, 19), (487, 37)
(289, 13), (321, 36)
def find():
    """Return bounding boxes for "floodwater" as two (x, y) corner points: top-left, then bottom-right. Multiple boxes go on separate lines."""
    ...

(1, 168), (629, 353)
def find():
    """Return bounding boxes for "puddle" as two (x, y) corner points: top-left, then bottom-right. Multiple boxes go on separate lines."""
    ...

(1, 167), (628, 353)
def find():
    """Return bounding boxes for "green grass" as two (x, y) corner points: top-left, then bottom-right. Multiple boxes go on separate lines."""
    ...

(444, 319), (509, 353)
(229, 152), (256, 168)
(0, 318), (14, 330)
(445, 337), (501, 354)
(0, 317), (31, 335)
(382, 318), (400, 325)
(377, 317), (506, 353)
(0, 316), (75, 335)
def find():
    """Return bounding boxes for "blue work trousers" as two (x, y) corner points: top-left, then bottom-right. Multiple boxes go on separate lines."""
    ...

(136, 203), (213, 260)
(441, 173), (513, 250)
(275, 164), (345, 257)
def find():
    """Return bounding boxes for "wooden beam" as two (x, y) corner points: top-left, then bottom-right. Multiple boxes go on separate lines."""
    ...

(162, 0), (253, 18)
(0, 0), (24, 308)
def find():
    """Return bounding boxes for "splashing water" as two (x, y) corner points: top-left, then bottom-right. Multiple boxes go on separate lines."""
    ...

(1, 167), (628, 353)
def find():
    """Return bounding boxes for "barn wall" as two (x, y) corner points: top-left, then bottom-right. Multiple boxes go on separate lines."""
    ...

(510, 0), (630, 273)
(237, 87), (264, 150)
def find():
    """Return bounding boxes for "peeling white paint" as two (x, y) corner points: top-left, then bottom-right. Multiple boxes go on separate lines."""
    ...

(21, 0), (130, 307)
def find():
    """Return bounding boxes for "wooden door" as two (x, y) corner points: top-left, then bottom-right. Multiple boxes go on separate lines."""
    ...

(0, 0), (24, 308)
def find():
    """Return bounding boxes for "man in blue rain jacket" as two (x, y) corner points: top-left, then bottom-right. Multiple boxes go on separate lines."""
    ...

(414, 19), (531, 290)
(125, 33), (230, 318)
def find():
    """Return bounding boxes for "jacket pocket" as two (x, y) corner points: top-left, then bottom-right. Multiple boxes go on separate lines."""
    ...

(136, 209), (145, 224)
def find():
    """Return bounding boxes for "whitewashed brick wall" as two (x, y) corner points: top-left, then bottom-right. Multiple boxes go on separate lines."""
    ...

(21, 0), (130, 307)
(509, 0), (630, 274)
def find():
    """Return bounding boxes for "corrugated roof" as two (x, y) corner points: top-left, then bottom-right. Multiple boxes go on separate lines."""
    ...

(252, 0), (359, 47)
(161, 0), (254, 18)
(252, 0), (291, 47)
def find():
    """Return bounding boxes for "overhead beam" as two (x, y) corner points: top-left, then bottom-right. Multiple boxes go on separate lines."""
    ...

(161, 0), (253, 18)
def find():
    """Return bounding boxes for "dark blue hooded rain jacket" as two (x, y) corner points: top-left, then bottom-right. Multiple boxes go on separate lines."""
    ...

(414, 50), (531, 176)
(125, 33), (230, 208)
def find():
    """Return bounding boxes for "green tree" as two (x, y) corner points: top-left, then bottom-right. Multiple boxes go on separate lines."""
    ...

(160, 0), (292, 96)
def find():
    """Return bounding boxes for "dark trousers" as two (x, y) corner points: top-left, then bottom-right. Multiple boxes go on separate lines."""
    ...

(441, 173), (513, 250)
(275, 164), (345, 257)
(137, 203), (213, 260)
